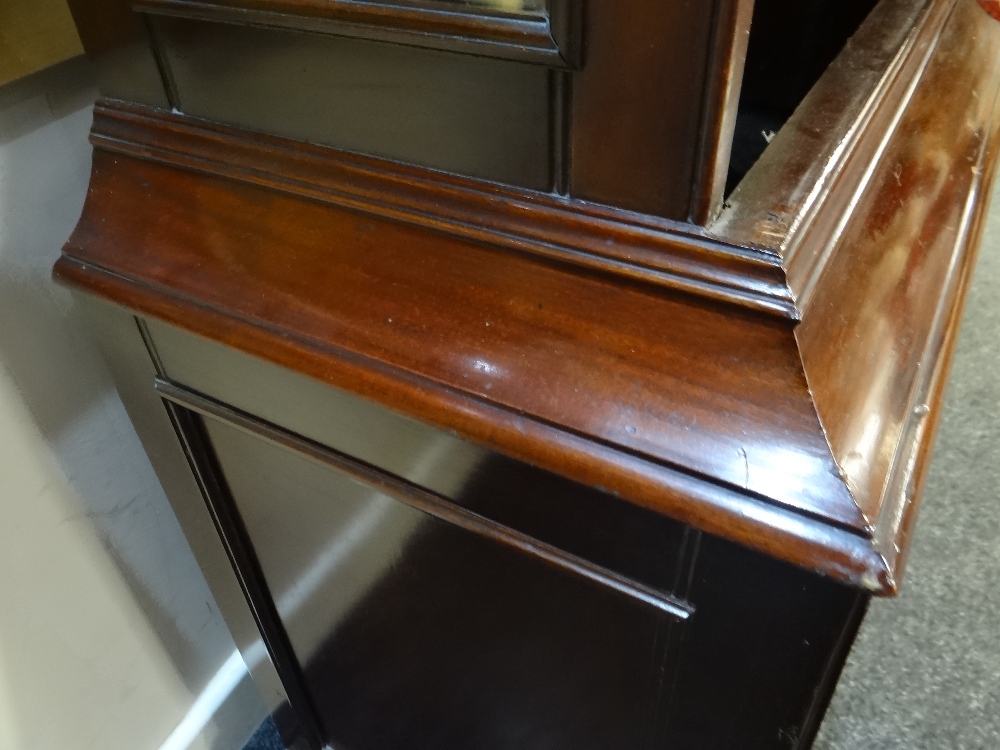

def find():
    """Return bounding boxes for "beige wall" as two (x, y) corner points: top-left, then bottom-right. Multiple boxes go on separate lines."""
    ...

(0, 55), (263, 750)
(0, 362), (209, 750)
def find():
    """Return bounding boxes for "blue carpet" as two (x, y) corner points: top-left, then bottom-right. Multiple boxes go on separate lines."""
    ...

(241, 718), (285, 750)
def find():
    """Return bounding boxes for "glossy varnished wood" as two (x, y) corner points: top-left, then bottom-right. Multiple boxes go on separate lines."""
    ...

(57, 0), (1000, 595)
(135, 0), (579, 67)
(714, 0), (1000, 584)
(793, 0), (1000, 578)
(58, 142), (894, 586)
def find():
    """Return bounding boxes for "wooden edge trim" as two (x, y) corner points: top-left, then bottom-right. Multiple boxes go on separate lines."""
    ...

(162, 402), (326, 749)
(710, 0), (945, 259)
(157, 377), (695, 620)
(54, 255), (890, 592)
(787, 0), (955, 312)
(89, 100), (797, 319)
(871, 88), (1000, 594)
(134, 0), (572, 68)
(688, 0), (754, 226)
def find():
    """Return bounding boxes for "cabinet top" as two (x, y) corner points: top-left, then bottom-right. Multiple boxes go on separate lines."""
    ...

(57, 0), (1000, 593)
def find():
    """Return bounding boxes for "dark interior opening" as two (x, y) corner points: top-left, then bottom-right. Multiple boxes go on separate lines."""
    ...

(726, 0), (880, 195)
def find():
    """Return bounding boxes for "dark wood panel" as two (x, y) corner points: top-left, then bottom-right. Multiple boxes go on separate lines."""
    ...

(667, 534), (869, 749)
(166, 377), (871, 750)
(135, 0), (579, 67)
(570, 0), (752, 220)
(153, 16), (552, 189)
(197, 405), (688, 750)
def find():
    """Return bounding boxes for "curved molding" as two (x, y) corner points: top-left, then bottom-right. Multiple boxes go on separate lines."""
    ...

(89, 100), (795, 317)
(56, 0), (1000, 595)
(716, 0), (1000, 591)
(134, 0), (580, 67)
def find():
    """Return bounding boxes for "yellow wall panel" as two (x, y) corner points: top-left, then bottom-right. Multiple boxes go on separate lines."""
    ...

(0, 0), (83, 87)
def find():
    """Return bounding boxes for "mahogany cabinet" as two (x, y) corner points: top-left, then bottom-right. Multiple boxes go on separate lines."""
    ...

(58, 0), (1000, 747)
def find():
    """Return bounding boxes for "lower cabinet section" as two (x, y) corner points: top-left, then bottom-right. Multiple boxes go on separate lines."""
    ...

(204, 417), (684, 750)
(84, 303), (870, 750)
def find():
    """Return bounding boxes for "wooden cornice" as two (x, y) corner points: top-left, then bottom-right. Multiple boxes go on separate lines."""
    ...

(714, 0), (1000, 589)
(56, 0), (1000, 594)
(711, 0), (940, 260)
(88, 101), (795, 318)
(134, 0), (579, 67)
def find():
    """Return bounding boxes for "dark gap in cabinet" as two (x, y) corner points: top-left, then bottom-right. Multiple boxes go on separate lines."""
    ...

(727, 0), (879, 194)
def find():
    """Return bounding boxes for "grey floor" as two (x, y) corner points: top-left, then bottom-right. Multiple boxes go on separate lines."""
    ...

(815, 181), (1000, 747)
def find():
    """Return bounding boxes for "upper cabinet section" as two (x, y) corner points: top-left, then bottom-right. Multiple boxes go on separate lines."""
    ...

(72, 0), (763, 219)
(134, 0), (581, 67)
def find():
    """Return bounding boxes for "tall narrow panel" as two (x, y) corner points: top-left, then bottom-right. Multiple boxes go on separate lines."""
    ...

(570, 0), (719, 218)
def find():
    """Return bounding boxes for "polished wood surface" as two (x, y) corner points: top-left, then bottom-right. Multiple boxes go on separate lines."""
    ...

(56, 0), (1000, 745)
(56, 0), (1000, 594)
(135, 0), (577, 66)
(714, 0), (1000, 583)
(87, 102), (792, 316)
(57, 144), (874, 583)
(794, 0), (1000, 577)
(569, 0), (753, 218)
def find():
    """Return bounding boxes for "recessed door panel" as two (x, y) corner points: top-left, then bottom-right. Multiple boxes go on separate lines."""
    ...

(202, 416), (685, 749)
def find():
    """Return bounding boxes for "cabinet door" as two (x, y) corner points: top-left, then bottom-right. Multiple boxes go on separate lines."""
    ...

(181, 407), (688, 750)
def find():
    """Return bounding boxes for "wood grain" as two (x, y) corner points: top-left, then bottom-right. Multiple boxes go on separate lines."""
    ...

(135, 0), (577, 67)
(88, 101), (793, 317)
(56, 0), (1000, 595)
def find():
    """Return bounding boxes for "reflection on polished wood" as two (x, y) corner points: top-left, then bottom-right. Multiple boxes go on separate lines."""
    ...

(442, 0), (545, 13)
(132, 0), (574, 66)
(56, 0), (1000, 746)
